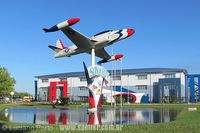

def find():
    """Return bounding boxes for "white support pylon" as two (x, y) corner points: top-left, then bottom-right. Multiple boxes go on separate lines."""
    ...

(91, 48), (95, 66)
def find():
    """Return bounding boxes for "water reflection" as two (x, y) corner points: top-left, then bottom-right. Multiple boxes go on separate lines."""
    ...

(1, 108), (179, 125)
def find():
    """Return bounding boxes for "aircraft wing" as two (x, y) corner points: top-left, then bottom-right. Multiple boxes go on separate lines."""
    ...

(61, 27), (93, 49)
(95, 48), (111, 60)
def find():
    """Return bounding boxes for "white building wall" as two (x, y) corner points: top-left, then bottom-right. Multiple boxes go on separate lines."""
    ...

(175, 72), (186, 99)
(38, 78), (60, 88)
(36, 71), (187, 102)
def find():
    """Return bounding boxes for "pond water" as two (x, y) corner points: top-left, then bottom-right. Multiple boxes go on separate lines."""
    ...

(0, 108), (180, 125)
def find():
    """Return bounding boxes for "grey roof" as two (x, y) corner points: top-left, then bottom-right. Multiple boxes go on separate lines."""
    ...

(35, 68), (187, 79)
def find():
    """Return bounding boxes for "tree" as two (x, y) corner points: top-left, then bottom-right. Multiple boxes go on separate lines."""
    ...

(115, 96), (121, 104)
(101, 96), (108, 105)
(0, 66), (16, 96)
(14, 92), (31, 99)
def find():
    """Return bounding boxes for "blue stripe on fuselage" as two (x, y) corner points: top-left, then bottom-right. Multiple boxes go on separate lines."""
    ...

(109, 30), (123, 44)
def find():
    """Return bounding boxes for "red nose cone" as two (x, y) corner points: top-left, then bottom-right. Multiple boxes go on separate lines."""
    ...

(115, 54), (124, 60)
(67, 18), (80, 26)
(127, 28), (135, 37)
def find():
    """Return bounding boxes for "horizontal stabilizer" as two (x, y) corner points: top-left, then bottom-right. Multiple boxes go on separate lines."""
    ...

(48, 45), (62, 53)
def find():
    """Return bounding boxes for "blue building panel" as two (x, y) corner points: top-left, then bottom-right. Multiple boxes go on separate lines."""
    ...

(153, 83), (160, 103)
(34, 80), (38, 101)
(189, 75), (195, 103)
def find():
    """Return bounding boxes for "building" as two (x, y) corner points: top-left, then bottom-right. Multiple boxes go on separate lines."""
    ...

(35, 68), (188, 103)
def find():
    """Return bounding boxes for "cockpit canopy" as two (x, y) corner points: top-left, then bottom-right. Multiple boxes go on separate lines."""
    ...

(94, 30), (113, 37)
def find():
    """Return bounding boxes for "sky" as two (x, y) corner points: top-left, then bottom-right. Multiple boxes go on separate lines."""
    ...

(0, 0), (200, 94)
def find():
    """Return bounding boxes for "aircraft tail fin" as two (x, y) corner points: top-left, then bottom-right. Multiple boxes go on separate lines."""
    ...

(56, 39), (66, 49)
(83, 62), (92, 85)
(48, 39), (68, 53)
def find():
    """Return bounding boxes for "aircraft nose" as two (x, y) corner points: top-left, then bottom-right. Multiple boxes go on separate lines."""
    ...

(127, 28), (135, 37)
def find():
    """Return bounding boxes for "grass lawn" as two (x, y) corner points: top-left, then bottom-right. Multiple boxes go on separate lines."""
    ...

(0, 103), (200, 133)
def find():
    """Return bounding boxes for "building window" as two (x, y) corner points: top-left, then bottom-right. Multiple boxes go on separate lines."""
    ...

(164, 84), (176, 90)
(60, 78), (67, 81)
(80, 86), (88, 91)
(163, 84), (176, 96)
(79, 96), (87, 102)
(137, 74), (147, 80)
(164, 74), (175, 78)
(42, 79), (48, 83)
(80, 77), (86, 81)
(41, 87), (48, 91)
(113, 75), (121, 80)
(136, 85), (147, 90)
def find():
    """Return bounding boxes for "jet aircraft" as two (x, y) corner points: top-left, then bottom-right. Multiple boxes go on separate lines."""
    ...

(43, 18), (135, 63)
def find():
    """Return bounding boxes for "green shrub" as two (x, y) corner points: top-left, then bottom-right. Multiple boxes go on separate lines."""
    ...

(60, 96), (70, 106)
(101, 96), (108, 105)
(0, 101), (7, 104)
(52, 104), (56, 108)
